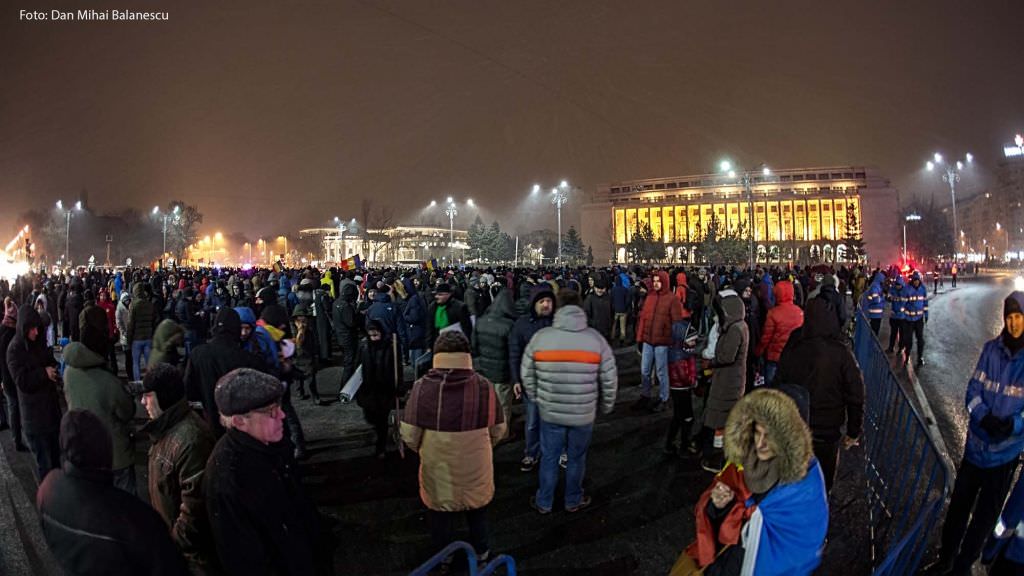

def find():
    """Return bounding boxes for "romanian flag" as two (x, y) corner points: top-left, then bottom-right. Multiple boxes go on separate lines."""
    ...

(340, 254), (362, 271)
(273, 260), (284, 274)
(424, 258), (437, 271)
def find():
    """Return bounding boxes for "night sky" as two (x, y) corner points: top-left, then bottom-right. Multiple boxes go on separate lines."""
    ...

(3, 0), (1023, 241)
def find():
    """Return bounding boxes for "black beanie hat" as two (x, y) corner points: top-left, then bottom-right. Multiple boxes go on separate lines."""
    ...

(1005, 292), (1024, 319)
(260, 304), (289, 328)
(60, 409), (113, 472)
(142, 362), (186, 410)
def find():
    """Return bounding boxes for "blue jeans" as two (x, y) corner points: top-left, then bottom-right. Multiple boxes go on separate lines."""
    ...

(535, 421), (593, 511)
(408, 348), (426, 367)
(641, 343), (670, 402)
(522, 391), (540, 460)
(763, 360), (778, 388)
(131, 340), (152, 380)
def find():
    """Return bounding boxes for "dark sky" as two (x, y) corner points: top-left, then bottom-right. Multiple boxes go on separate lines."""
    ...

(3, 0), (1023, 241)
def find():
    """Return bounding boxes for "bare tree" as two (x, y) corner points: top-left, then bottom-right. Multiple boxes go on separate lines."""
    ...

(368, 205), (396, 263)
(165, 201), (203, 262)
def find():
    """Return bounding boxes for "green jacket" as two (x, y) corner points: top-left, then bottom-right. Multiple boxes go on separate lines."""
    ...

(149, 319), (184, 367)
(141, 399), (219, 569)
(62, 342), (136, 470)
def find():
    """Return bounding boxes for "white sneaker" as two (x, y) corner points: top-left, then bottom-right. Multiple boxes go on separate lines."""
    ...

(559, 453), (568, 469)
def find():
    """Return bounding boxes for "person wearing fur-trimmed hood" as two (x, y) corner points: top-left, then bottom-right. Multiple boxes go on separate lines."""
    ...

(679, 388), (828, 576)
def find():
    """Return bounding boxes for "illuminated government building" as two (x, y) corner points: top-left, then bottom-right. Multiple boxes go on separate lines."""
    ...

(580, 166), (900, 266)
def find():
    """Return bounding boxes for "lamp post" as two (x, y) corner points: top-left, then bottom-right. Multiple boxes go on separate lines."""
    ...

(904, 213), (922, 264)
(152, 205), (180, 258)
(333, 217), (357, 262)
(56, 200), (82, 266)
(530, 181), (571, 266)
(926, 152), (973, 259)
(720, 161), (772, 268)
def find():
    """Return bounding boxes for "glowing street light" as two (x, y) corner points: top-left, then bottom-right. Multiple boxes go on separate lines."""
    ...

(55, 200), (83, 265)
(430, 197), (474, 264)
(153, 205), (180, 258)
(332, 217), (357, 262)
(926, 151), (973, 259)
(904, 213), (922, 263)
(720, 160), (773, 267)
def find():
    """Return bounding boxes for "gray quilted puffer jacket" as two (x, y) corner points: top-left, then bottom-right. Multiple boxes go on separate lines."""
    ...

(521, 305), (618, 427)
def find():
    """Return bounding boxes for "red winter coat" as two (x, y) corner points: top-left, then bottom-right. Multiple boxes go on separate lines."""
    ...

(673, 272), (692, 320)
(755, 281), (803, 362)
(636, 270), (683, 346)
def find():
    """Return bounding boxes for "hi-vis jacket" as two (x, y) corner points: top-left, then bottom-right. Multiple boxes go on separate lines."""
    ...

(900, 280), (928, 322)
(964, 335), (1024, 468)
(886, 277), (906, 321)
(863, 272), (885, 320)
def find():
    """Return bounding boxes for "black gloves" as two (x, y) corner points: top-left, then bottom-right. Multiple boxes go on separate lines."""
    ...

(981, 414), (1015, 440)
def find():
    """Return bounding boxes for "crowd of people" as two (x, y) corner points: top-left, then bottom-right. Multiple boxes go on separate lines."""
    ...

(0, 258), (959, 575)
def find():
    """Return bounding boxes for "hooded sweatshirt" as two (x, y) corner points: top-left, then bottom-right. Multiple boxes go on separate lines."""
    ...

(62, 342), (136, 470)
(756, 281), (804, 362)
(636, 270), (683, 346)
(6, 305), (61, 435)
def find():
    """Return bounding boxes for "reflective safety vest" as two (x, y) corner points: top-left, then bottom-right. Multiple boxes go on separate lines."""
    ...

(900, 283), (928, 322)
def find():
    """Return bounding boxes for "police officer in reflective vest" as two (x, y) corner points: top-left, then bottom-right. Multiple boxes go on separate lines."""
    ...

(885, 273), (905, 354)
(900, 271), (928, 367)
(863, 271), (885, 335)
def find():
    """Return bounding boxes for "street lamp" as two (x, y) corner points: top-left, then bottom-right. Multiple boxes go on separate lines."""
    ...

(430, 198), (474, 264)
(904, 213), (922, 264)
(333, 217), (357, 262)
(152, 205), (181, 258)
(549, 181), (571, 266)
(56, 200), (82, 266)
(720, 161), (772, 268)
(926, 151), (973, 259)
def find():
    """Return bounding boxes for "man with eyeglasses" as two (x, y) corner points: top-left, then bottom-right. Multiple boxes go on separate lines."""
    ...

(204, 368), (334, 575)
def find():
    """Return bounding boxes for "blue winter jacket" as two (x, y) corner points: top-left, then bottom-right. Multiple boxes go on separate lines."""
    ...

(366, 292), (408, 348)
(887, 278), (905, 321)
(253, 325), (280, 372)
(964, 335), (1024, 468)
(611, 283), (630, 314)
(863, 273), (885, 319)
(901, 280), (928, 322)
(401, 278), (428, 350)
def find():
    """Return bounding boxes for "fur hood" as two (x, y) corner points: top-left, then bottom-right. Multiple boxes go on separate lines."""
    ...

(724, 388), (813, 484)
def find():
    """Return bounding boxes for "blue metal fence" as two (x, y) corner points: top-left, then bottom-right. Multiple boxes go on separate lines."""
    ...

(854, 311), (952, 575)
(409, 541), (517, 576)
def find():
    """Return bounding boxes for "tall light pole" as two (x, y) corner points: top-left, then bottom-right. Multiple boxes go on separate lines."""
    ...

(333, 217), (357, 262)
(152, 205), (180, 258)
(927, 152), (973, 260)
(904, 213), (922, 264)
(720, 161), (772, 268)
(56, 200), (82, 266)
(550, 181), (570, 266)
(430, 197), (474, 265)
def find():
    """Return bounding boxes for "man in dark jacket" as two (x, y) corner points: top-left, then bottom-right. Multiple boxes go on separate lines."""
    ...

(7, 304), (61, 482)
(142, 363), (220, 573)
(0, 297), (26, 451)
(776, 298), (864, 494)
(332, 283), (361, 398)
(38, 409), (190, 576)
(611, 275), (630, 346)
(64, 284), (84, 342)
(583, 280), (614, 344)
(205, 368), (333, 575)
(508, 283), (556, 471)
(128, 282), (156, 381)
(185, 307), (266, 436)
(366, 285), (408, 356)
(472, 289), (518, 440)
(425, 283), (473, 351)
(402, 276), (429, 368)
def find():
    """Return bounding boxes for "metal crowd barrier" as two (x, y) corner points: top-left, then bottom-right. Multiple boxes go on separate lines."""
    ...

(854, 311), (951, 575)
(409, 541), (517, 576)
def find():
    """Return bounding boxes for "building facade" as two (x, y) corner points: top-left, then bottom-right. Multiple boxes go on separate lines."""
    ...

(299, 225), (469, 265)
(579, 166), (900, 266)
(956, 135), (1024, 262)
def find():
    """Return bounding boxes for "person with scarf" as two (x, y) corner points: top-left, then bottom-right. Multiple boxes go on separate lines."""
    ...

(925, 292), (1024, 576)
(676, 388), (828, 576)
(356, 319), (397, 458)
(253, 304), (307, 460)
(401, 331), (506, 569)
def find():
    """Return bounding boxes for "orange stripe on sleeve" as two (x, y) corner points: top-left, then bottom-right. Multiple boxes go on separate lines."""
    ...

(534, 350), (602, 364)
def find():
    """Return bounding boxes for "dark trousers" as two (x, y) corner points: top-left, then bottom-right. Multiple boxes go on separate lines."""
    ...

(951, 274), (958, 288)
(25, 431), (60, 483)
(939, 457), (1019, 571)
(887, 318), (902, 351)
(363, 408), (389, 455)
(813, 437), (840, 495)
(2, 386), (23, 447)
(281, 384), (305, 451)
(108, 340), (119, 375)
(428, 506), (489, 557)
(900, 319), (925, 361)
(123, 345), (133, 382)
(869, 318), (881, 335)
(665, 389), (694, 449)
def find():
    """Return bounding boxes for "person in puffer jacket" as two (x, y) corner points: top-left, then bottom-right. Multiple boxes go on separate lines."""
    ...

(927, 292), (1024, 576)
(862, 271), (885, 335)
(636, 270), (683, 412)
(521, 289), (617, 514)
(755, 280), (803, 387)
